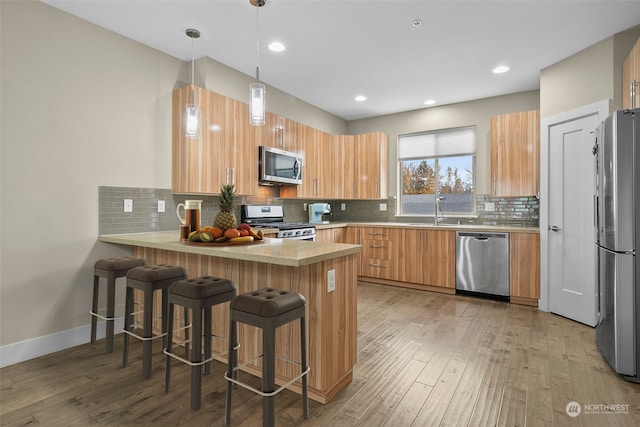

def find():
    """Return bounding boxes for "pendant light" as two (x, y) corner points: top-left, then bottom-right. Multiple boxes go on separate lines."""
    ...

(249, 0), (266, 126)
(185, 28), (201, 138)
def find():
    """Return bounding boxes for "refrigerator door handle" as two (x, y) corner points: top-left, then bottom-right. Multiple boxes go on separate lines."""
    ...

(549, 225), (561, 232)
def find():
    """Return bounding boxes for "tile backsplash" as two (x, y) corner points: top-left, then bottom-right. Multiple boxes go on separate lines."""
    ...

(99, 186), (539, 235)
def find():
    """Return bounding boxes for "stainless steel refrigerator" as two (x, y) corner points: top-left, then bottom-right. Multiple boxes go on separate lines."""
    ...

(594, 108), (640, 383)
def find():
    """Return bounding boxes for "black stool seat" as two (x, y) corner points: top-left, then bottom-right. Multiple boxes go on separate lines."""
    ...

(127, 264), (188, 284)
(171, 276), (236, 299)
(91, 257), (146, 353)
(226, 287), (308, 427)
(164, 276), (237, 410)
(123, 264), (187, 379)
(95, 257), (147, 275)
(231, 288), (305, 318)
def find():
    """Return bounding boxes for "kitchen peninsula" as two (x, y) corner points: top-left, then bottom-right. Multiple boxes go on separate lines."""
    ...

(99, 231), (361, 404)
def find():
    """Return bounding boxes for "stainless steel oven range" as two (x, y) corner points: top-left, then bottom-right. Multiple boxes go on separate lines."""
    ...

(241, 205), (316, 241)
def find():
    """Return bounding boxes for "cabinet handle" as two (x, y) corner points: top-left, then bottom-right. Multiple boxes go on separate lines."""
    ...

(493, 173), (496, 195)
(368, 244), (386, 248)
(375, 179), (378, 196)
(231, 167), (236, 185)
(369, 263), (385, 268)
(276, 125), (284, 147)
(368, 232), (386, 236)
(225, 167), (230, 184)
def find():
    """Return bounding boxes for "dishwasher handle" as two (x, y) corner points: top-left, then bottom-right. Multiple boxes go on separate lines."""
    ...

(457, 232), (508, 239)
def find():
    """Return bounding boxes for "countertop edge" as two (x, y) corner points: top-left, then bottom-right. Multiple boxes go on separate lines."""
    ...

(99, 232), (362, 267)
(315, 222), (539, 234)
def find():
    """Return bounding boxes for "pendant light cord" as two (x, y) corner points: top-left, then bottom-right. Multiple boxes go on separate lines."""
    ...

(255, 3), (260, 83)
(191, 34), (195, 105)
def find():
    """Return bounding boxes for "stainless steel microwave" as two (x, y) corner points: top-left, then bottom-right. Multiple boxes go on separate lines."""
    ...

(258, 146), (302, 185)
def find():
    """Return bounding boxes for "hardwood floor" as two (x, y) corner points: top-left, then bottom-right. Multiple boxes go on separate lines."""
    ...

(2, 282), (639, 426)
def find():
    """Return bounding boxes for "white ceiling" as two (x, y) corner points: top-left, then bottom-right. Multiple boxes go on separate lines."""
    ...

(42, 0), (640, 121)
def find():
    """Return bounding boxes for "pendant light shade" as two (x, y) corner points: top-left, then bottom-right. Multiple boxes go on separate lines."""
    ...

(249, 0), (266, 126)
(250, 70), (266, 126)
(185, 28), (201, 138)
(185, 101), (201, 138)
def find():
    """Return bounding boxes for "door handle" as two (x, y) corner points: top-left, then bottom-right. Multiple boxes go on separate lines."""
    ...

(549, 225), (561, 232)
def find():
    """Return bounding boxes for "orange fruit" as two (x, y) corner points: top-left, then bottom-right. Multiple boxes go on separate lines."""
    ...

(209, 226), (223, 238)
(238, 229), (250, 237)
(224, 228), (241, 239)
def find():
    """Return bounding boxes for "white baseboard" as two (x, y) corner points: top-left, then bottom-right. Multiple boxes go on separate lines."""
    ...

(0, 317), (125, 368)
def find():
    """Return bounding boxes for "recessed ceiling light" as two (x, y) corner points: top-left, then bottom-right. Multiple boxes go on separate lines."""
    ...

(424, 99), (436, 105)
(493, 65), (509, 74)
(355, 95), (367, 102)
(268, 42), (285, 52)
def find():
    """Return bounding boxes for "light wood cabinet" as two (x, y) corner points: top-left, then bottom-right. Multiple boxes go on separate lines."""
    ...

(354, 133), (388, 199)
(360, 227), (397, 280)
(402, 229), (455, 288)
(509, 233), (540, 306)
(622, 37), (640, 110)
(490, 110), (540, 197)
(172, 85), (257, 195)
(315, 227), (345, 243)
(173, 85), (388, 199)
(280, 131), (388, 200)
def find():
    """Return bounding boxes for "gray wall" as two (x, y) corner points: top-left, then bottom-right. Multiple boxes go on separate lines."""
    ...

(540, 26), (640, 118)
(347, 90), (540, 196)
(0, 1), (345, 353)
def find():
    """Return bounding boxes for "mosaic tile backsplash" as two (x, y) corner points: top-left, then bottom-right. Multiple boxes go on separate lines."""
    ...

(99, 186), (539, 235)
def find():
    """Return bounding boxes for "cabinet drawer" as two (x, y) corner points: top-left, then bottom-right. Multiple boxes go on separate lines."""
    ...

(361, 258), (391, 279)
(362, 239), (390, 259)
(361, 228), (388, 240)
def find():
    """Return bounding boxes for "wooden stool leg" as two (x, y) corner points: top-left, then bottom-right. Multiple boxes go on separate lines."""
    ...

(263, 320), (276, 427)
(91, 275), (100, 344)
(142, 286), (154, 379)
(300, 316), (308, 418)
(164, 301), (175, 393)
(225, 318), (237, 426)
(122, 286), (133, 367)
(105, 272), (116, 353)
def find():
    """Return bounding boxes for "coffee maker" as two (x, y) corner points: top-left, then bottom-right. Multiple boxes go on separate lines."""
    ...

(309, 203), (331, 224)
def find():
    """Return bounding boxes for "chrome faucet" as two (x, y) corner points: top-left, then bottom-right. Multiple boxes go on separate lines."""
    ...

(435, 196), (446, 225)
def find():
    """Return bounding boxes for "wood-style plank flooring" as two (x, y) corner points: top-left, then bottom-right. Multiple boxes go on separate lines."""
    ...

(2, 282), (640, 426)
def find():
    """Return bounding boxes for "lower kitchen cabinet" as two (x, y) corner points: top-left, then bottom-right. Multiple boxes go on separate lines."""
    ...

(416, 230), (456, 288)
(360, 227), (397, 280)
(315, 227), (346, 243)
(509, 233), (540, 306)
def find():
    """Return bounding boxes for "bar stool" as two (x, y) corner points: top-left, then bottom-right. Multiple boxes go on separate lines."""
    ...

(90, 257), (147, 353)
(164, 276), (237, 410)
(122, 264), (187, 379)
(225, 288), (309, 427)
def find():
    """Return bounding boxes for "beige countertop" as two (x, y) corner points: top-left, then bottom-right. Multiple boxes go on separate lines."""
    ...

(99, 231), (362, 267)
(315, 222), (539, 234)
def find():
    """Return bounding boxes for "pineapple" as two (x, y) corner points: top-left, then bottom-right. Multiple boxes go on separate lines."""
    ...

(214, 184), (238, 231)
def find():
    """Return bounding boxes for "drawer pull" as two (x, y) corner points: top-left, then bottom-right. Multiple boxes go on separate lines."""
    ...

(368, 232), (386, 236)
(368, 245), (386, 248)
(368, 263), (385, 268)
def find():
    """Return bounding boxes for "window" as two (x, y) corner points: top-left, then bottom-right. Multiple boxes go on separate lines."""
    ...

(398, 126), (476, 215)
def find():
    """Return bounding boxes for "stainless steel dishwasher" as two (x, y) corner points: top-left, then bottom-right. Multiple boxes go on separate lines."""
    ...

(455, 231), (510, 300)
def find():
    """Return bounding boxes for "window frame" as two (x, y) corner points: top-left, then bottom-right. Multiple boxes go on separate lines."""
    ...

(396, 126), (477, 217)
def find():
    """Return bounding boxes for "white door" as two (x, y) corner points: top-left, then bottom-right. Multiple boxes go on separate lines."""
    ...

(547, 114), (599, 326)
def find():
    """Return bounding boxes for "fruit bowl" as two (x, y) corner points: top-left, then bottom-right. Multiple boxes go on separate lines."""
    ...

(182, 239), (266, 247)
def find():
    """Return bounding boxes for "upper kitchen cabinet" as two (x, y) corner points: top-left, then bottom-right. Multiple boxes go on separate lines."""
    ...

(274, 115), (300, 152)
(490, 110), (540, 197)
(354, 132), (388, 199)
(622, 37), (640, 109)
(172, 85), (257, 195)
